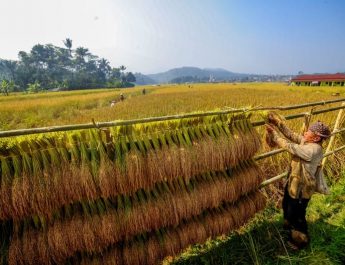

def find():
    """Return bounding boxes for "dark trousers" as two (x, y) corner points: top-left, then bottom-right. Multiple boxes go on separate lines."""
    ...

(282, 185), (310, 235)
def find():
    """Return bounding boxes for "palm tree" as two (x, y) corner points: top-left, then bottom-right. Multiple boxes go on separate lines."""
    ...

(63, 38), (73, 56)
(99, 58), (111, 72)
(97, 58), (111, 82)
(75, 47), (90, 60)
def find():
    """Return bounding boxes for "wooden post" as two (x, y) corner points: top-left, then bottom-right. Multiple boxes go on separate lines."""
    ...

(322, 102), (345, 167)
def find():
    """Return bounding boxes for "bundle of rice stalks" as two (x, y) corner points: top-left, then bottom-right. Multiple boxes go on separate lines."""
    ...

(2, 112), (264, 265)
(0, 135), (99, 221)
(71, 191), (266, 265)
(9, 161), (263, 264)
(1, 113), (261, 221)
(259, 110), (286, 125)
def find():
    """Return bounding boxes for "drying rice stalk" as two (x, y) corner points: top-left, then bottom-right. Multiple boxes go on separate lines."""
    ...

(0, 114), (261, 221)
(9, 162), (263, 264)
(2, 112), (264, 265)
(70, 191), (266, 265)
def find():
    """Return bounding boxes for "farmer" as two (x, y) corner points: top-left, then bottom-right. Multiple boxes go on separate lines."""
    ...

(266, 114), (331, 249)
(120, 93), (125, 101)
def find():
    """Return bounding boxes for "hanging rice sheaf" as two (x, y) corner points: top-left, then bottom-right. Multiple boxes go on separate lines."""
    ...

(70, 191), (266, 265)
(0, 113), (260, 221)
(0, 112), (266, 265)
(8, 162), (264, 264)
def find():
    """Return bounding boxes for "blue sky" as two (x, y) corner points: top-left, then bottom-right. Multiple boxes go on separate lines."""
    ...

(1, 0), (344, 74)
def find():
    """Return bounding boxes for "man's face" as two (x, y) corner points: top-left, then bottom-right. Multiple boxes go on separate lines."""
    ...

(303, 130), (321, 143)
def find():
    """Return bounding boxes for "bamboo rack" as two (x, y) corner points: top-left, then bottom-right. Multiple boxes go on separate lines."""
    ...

(251, 104), (345, 127)
(254, 127), (345, 161)
(259, 143), (345, 188)
(259, 102), (345, 188)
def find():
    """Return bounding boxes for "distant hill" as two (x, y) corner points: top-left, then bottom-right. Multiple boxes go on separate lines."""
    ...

(134, 67), (254, 85)
(147, 67), (247, 84)
(134, 66), (293, 85)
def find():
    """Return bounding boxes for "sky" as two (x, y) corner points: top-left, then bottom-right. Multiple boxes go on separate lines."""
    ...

(1, 0), (345, 75)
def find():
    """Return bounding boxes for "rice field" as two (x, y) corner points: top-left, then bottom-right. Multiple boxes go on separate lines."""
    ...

(1, 82), (345, 265)
(1, 82), (345, 130)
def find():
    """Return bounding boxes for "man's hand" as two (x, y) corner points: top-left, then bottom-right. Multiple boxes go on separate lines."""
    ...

(265, 124), (278, 148)
(265, 124), (275, 133)
(268, 112), (281, 126)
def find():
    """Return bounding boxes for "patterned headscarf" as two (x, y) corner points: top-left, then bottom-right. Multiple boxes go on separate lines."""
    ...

(308, 121), (331, 138)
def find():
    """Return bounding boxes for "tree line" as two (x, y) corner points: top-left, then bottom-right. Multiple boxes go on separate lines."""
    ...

(0, 38), (136, 95)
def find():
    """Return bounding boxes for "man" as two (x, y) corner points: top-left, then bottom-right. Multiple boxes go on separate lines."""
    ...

(266, 114), (331, 249)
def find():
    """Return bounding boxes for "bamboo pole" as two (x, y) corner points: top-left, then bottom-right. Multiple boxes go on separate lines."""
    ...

(331, 127), (345, 135)
(254, 127), (345, 161)
(251, 104), (345, 127)
(256, 110), (313, 161)
(324, 144), (345, 157)
(0, 109), (245, 138)
(259, 143), (345, 188)
(261, 98), (345, 111)
(260, 103), (345, 188)
(322, 102), (345, 167)
(254, 149), (285, 160)
(1, 99), (345, 138)
(259, 171), (288, 188)
(256, 105), (332, 162)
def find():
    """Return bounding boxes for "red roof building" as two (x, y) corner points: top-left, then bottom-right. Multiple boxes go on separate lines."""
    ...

(290, 73), (345, 86)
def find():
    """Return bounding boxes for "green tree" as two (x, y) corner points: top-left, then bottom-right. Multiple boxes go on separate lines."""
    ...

(3, 40), (133, 90)
(27, 81), (42, 93)
(0, 80), (16, 96)
(1, 60), (17, 81)
(1, 79), (10, 95)
(97, 58), (111, 82)
(110, 68), (121, 80)
(75, 47), (90, 63)
(125, 72), (136, 83)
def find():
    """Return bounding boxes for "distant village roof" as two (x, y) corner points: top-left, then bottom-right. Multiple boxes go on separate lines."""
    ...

(291, 73), (345, 82)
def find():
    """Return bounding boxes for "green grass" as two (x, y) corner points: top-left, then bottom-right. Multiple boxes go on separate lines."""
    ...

(169, 175), (345, 265)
